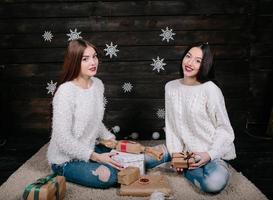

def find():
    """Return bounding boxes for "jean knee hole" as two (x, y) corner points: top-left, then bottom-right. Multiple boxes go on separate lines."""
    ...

(91, 165), (111, 182)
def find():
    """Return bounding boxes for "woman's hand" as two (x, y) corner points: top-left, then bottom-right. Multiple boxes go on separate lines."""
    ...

(100, 139), (118, 149)
(189, 152), (211, 170)
(90, 152), (123, 170)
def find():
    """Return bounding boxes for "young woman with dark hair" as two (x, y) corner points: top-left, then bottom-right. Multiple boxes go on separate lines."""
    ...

(165, 43), (236, 193)
(47, 39), (169, 189)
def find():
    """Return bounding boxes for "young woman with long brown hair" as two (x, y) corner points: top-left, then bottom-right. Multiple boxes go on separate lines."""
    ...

(47, 39), (122, 188)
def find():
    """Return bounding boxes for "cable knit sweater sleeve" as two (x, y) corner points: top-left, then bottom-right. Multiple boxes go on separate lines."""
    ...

(51, 85), (93, 162)
(206, 84), (235, 160)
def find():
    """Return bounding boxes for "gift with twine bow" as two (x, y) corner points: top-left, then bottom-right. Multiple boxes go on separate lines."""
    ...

(100, 139), (163, 160)
(171, 152), (196, 169)
(22, 174), (66, 200)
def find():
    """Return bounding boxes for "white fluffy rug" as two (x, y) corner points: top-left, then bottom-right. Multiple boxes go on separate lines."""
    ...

(0, 143), (268, 200)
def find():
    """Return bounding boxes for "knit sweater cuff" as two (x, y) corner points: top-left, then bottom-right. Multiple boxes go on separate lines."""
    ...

(84, 148), (94, 162)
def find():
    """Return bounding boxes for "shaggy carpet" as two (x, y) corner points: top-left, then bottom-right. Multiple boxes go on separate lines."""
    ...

(0, 142), (268, 200)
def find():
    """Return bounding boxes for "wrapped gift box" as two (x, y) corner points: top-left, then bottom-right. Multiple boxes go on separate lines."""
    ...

(118, 167), (140, 185)
(171, 152), (195, 169)
(23, 174), (66, 200)
(119, 175), (172, 197)
(111, 150), (145, 174)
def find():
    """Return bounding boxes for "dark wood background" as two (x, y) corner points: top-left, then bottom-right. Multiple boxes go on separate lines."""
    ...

(0, 0), (273, 199)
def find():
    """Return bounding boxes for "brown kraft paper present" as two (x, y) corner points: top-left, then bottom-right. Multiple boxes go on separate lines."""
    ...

(118, 167), (140, 185)
(119, 175), (172, 197)
(23, 174), (66, 200)
(100, 140), (163, 160)
(171, 152), (195, 169)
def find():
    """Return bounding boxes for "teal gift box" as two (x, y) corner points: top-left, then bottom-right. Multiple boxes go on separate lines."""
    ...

(23, 174), (66, 200)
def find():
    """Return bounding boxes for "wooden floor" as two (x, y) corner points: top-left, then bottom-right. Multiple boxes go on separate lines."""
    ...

(0, 129), (273, 200)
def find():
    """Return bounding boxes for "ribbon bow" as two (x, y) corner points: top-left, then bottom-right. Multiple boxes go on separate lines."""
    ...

(173, 152), (194, 168)
(23, 174), (60, 200)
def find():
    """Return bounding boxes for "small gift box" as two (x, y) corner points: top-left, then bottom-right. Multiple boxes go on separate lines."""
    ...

(118, 166), (140, 185)
(111, 150), (145, 174)
(115, 140), (144, 154)
(119, 175), (172, 197)
(100, 139), (163, 160)
(171, 152), (195, 169)
(23, 174), (66, 200)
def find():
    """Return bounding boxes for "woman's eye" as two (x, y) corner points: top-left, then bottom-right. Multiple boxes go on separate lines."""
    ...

(196, 60), (201, 63)
(186, 54), (190, 58)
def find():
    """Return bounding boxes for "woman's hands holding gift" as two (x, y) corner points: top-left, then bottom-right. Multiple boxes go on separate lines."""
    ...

(171, 151), (211, 172)
(188, 152), (211, 169)
(90, 152), (123, 170)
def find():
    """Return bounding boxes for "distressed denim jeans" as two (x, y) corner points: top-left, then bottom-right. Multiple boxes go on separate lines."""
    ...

(183, 158), (230, 193)
(145, 150), (230, 194)
(51, 144), (169, 189)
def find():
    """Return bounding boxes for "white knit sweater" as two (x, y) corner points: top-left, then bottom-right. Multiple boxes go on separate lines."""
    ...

(165, 79), (236, 160)
(47, 77), (115, 164)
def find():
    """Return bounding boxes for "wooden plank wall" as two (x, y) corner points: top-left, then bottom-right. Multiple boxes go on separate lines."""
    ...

(0, 0), (272, 140)
(248, 0), (273, 134)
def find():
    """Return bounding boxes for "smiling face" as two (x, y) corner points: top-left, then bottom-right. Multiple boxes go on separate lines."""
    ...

(182, 47), (203, 80)
(79, 46), (98, 78)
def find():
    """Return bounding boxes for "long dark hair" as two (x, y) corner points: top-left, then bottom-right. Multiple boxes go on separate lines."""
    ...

(58, 39), (98, 86)
(180, 42), (215, 83)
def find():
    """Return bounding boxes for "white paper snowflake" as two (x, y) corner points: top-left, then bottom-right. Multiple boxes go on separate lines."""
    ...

(46, 80), (57, 96)
(160, 27), (176, 43)
(103, 96), (108, 107)
(156, 108), (165, 119)
(111, 126), (120, 133)
(151, 56), (166, 73)
(42, 31), (53, 42)
(67, 28), (82, 41)
(104, 42), (119, 58)
(122, 82), (133, 93)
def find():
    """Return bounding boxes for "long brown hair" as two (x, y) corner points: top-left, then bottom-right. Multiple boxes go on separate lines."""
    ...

(58, 39), (98, 86)
(50, 39), (98, 124)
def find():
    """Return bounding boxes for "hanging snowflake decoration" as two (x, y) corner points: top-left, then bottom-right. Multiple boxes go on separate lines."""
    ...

(103, 96), (108, 107)
(156, 108), (165, 119)
(160, 27), (176, 43)
(151, 56), (166, 73)
(42, 31), (53, 42)
(104, 42), (119, 58)
(66, 28), (82, 41)
(122, 82), (133, 93)
(111, 125), (120, 134)
(46, 80), (57, 96)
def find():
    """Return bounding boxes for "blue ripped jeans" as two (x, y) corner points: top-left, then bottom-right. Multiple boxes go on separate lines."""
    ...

(51, 144), (169, 189)
(183, 158), (230, 193)
(148, 151), (230, 194)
